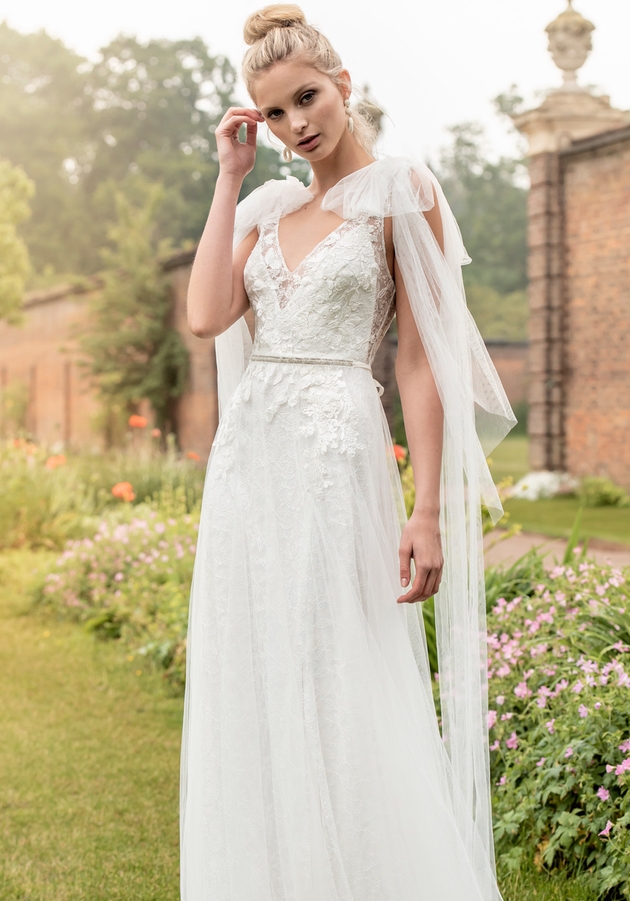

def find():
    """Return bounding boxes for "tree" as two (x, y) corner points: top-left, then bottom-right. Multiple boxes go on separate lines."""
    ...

(79, 182), (189, 442)
(0, 157), (35, 323)
(437, 122), (528, 339)
(0, 22), (308, 283)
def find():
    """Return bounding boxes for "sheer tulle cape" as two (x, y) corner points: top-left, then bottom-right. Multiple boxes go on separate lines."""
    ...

(211, 155), (515, 896)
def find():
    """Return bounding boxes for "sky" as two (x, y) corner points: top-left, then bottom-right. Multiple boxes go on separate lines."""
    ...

(1, 0), (629, 164)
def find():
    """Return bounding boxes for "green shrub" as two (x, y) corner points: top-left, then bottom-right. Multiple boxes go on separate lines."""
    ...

(0, 439), (204, 550)
(487, 556), (630, 895)
(579, 476), (630, 509)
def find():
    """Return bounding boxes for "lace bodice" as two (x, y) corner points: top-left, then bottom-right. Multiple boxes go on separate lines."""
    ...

(243, 212), (396, 365)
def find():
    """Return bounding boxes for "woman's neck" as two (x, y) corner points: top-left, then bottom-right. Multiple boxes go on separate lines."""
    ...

(307, 134), (375, 200)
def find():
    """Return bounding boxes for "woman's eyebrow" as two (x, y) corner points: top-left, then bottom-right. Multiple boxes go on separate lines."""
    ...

(260, 84), (316, 115)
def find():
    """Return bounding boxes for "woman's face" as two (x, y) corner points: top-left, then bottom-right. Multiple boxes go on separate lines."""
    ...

(253, 61), (351, 162)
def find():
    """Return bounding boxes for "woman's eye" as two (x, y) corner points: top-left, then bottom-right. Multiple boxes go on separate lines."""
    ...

(267, 109), (282, 120)
(300, 91), (315, 105)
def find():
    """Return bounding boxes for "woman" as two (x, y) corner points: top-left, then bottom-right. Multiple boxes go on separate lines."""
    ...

(181, 6), (515, 899)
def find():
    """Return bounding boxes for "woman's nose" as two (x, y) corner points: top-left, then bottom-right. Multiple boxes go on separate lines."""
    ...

(288, 115), (308, 133)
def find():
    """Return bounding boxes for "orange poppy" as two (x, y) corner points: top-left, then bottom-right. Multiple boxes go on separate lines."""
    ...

(393, 444), (408, 462)
(128, 415), (148, 429)
(111, 481), (136, 502)
(186, 451), (201, 462)
(45, 454), (67, 469)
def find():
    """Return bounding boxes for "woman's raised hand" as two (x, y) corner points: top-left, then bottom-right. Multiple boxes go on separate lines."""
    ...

(215, 107), (265, 181)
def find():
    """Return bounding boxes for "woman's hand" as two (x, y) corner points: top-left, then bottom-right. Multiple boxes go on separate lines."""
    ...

(397, 510), (443, 604)
(215, 106), (264, 181)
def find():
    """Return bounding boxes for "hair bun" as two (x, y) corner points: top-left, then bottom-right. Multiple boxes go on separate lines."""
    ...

(243, 4), (308, 45)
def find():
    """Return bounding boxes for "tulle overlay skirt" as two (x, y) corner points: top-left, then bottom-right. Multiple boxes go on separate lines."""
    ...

(180, 360), (489, 900)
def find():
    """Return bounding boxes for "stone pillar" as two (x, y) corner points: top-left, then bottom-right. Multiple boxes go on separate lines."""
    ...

(513, 1), (628, 471)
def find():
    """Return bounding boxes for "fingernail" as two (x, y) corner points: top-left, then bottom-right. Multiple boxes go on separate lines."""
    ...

(401, 577), (408, 588)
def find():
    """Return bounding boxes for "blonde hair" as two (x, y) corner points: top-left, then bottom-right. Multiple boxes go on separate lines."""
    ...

(242, 4), (377, 153)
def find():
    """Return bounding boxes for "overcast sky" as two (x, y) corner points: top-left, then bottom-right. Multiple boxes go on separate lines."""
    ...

(2, 0), (628, 164)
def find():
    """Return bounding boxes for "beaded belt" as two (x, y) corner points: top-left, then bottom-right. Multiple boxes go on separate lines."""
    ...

(249, 353), (384, 396)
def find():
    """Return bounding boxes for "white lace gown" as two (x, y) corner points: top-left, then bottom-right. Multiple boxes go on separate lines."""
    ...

(180, 163), (507, 901)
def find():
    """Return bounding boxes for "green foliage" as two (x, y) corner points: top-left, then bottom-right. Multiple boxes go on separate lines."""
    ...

(0, 22), (308, 283)
(79, 183), (189, 434)
(0, 156), (35, 322)
(487, 556), (630, 895)
(0, 378), (29, 437)
(437, 123), (528, 340)
(580, 477), (630, 509)
(465, 285), (528, 341)
(0, 438), (205, 550)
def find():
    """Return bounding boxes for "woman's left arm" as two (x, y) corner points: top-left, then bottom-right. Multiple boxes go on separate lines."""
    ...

(392, 187), (445, 604)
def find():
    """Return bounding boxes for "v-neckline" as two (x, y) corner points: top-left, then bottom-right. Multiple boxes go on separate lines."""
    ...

(273, 216), (355, 277)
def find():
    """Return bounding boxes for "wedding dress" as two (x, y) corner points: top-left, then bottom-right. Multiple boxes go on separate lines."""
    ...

(180, 156), (516, 900)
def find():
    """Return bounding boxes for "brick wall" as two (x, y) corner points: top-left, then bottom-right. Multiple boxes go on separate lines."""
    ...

(0, 286), (102, 450)
(561, 128), (630, 488)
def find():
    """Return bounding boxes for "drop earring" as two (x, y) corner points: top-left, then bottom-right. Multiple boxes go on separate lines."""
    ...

(344, 98), (354, 134)
(282, 146), (293, 162)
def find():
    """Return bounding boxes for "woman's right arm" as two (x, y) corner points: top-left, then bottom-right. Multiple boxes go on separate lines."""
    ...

(187, 106), (264, 339)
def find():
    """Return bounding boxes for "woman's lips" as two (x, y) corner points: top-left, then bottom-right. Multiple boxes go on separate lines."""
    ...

(297, 134), (320, 152)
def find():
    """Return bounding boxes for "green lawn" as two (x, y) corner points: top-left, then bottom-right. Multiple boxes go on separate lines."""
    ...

(0, 550), (182, 901)
(0, 549), (599, 900)
(489, 437), (630, 546)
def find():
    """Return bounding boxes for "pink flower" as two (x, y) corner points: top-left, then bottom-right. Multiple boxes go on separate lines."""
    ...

(506, 732), (519, 750)
(536, 697), (548, 708)
(597, 787), (610, 801)
(564, 747), (574, 758)
(594, 702), (602, 709)
(619, 739), (630, 753)
(606, 764), (615, 773)
(546, 719), (556, 734)
(489, 740), (500, 752)
(496, 695), (505, 706)
(114, 572), (124, 582)
(572, 680), (584, 694)
(578, 705), (588, 718)
(487, 710), (497, 729)
(615, 758), (630, 775)
(501, 712), (513, 721)
(599, 820), (613, 838)
(536, 757), (546, 767)
(496, 775), (507, 786)
(514, 682), (532, 699)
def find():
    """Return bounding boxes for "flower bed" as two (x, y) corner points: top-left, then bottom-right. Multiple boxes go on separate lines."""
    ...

(34, 503), (198, 688)
(487, 559), (630, 895)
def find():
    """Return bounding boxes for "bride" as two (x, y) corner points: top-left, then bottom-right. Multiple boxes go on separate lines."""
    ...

(181, 5), (515, 899)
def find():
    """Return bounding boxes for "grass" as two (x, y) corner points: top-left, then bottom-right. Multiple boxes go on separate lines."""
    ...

(0, 547), (603, 900)
(0, 549), (182, 901)
(489, 436), (630, 546)
(503, 495), (630, 545)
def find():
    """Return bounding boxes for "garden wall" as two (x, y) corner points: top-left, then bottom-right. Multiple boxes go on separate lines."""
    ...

(561, 128), (630, 488)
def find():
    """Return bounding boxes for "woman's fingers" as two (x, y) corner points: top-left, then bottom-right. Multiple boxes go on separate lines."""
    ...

(216, 115), (259, 139)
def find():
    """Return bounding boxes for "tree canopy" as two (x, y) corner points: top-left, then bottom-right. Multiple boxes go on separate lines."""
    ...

(0, 22), (303, 283)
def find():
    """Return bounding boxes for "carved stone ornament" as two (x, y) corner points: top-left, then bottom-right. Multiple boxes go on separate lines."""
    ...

(546, 0), (595, 90)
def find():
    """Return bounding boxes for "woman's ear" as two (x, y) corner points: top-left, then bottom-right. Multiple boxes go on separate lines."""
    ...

(338, 69), (352, 102)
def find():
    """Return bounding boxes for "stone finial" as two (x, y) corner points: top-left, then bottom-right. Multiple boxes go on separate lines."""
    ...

(546, 0), (595, 91)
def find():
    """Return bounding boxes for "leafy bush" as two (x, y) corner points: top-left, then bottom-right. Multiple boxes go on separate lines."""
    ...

(580, 477), (630, 509)
(487, 557), (630, 896)
(34, 484), (198, 689)
(0, 438), (204, 550)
